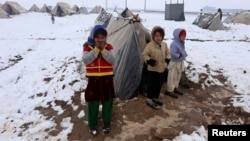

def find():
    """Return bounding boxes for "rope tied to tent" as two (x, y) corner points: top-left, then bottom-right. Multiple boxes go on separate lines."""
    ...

(108, 16), (141, 37)
(108, 22), (130, 37)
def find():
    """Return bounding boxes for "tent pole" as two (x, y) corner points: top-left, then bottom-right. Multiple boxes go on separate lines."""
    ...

(144, 0), (146, 11)
(105, 0), (108, 10)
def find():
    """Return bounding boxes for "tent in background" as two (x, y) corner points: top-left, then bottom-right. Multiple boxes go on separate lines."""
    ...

(207, 14), (226, 31)
(0, 7), (10, 18)
(39, 4), (51, 13)
(94, 8), (112, 28)
(51, 2), (75, 17)
(72, 5), (80, 14)
(1, 1), (27, 15)
(78, 7), (89, 14)
(193, 12), (226, 31)
(164, 0), (185, 21)
(223, 14), (234, 24)
(106, 8), (151, 100)
(231, 11), (250, 25)
(29, 4), (40, 12)
(90, 5), (103, 14)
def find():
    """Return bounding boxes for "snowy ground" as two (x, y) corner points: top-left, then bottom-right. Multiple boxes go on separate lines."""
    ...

(0, 11), (250, 140)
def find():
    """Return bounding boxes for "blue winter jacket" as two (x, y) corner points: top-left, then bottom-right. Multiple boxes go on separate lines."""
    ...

(170, 28), (188, 62)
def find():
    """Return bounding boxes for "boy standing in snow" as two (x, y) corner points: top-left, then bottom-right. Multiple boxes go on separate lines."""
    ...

(217, 8), (223, 21)
(142, 26), (171, 109)
(51, 14), (55, 24)
(165, 28), (187, 98)
(82, 25), (116, 136)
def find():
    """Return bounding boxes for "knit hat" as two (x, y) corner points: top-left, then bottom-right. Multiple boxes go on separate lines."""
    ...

(179, 29), (186, 37)
(87, 25), (107, 45)
(93, 28), (107, 38)
(87, 37), (95, 45)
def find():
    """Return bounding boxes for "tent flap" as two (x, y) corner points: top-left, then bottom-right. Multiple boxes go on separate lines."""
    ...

(106, 9), (151, 100)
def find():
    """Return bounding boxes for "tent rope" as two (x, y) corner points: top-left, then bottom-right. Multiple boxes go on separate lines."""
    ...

(108, 17), (141, 36)
(108, 22), (130, 37)
(131, 23), (141, 50)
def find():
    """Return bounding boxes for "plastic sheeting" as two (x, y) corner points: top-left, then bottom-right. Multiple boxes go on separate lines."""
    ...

(193, 13), (225, 31)
(207, 14), (226, 31)
(106, 9), (151, 100)
(112, 33), (142, 100)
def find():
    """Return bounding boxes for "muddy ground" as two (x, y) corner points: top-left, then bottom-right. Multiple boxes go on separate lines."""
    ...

(35, 78), (250, 141)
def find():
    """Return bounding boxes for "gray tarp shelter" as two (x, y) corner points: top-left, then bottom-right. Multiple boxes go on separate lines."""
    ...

(207, 14), (226, 31)
(0, 7), (9, 18)
(194, 13), (226, 31)
(106, 8), (151, 100)
(51, 2), (75, 17)
(90, 5), (103, 14)
(29, 4), (40, 12)
(165, 0), (185, 21)
(1, 1), (27, 15)
(39, 4), (51, 13)
(79, 7), (89, 14)
(72, 5), (80, 14)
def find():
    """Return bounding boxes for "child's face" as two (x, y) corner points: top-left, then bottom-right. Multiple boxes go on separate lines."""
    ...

(153, 32), (163, 43)
(179, 34), (186, 42)
(94, 34), (106, 49)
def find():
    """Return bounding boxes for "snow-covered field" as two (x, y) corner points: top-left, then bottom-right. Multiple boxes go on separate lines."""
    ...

(0, 11), (249, 140)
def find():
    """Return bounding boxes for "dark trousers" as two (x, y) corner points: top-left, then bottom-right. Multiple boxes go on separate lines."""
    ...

(147, 71), (164, 99)
(138, 63), (148, 94)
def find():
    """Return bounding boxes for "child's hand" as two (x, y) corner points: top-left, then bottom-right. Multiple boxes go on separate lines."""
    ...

(179, 53), (182, 59)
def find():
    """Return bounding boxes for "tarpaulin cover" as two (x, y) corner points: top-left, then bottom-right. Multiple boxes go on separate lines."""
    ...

(106, 8), (151, 100)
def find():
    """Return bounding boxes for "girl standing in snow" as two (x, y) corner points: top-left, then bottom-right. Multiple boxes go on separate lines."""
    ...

(165, 28), (187, 98)
(82, 25), (116, 136)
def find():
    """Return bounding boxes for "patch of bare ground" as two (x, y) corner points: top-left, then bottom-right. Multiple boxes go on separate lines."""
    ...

(32, 80), (250, 141)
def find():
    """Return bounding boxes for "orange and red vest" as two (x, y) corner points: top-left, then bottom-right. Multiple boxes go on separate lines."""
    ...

(84, 44), (114, 77)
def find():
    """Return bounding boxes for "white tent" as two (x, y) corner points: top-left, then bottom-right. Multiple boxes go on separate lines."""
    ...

(90, 5), (103, 14)
(231, 11), (250, 25)
(39, 4), (51, 13)
(29, 4), (40, 12)
(72, 5), (80, 14)
(51, 2), (75, 17)
(78, 7), (89, 14)
(1, 1), (27, 15)
(0, 7), (10, 18)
